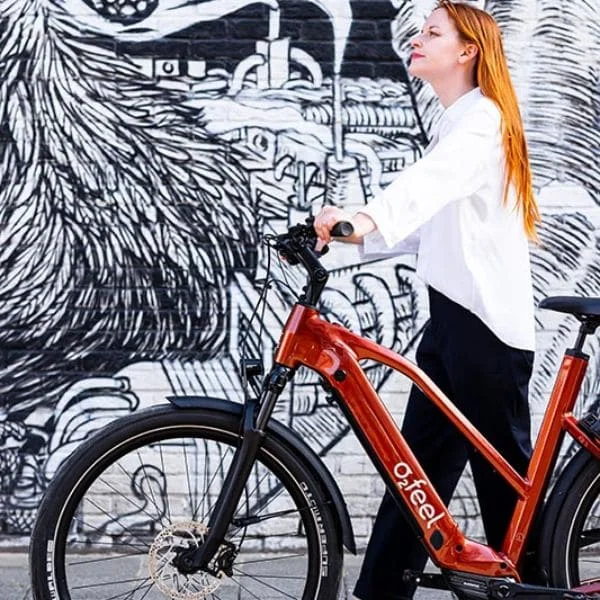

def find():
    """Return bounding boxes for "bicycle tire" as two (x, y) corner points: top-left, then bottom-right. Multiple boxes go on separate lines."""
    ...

(29, 404), (344, 600)
(544, 449), (600, 593)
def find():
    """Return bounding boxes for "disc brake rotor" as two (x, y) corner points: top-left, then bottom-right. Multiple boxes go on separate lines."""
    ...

(148, 521), (222, 600)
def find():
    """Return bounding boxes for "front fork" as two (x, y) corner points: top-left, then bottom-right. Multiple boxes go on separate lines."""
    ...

(177, 364), (294, 574)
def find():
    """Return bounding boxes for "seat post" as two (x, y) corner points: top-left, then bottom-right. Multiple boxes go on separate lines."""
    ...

(573, 318), (600, 354)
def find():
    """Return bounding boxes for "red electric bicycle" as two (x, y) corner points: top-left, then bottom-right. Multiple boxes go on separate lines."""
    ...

(30, 220), (600, 599)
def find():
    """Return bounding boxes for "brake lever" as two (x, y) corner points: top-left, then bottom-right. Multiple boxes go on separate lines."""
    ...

(315, 243), (329, 257)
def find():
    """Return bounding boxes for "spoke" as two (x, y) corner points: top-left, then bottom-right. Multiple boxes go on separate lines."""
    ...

(183, 439), (197, 520)
(68, 552), (147, 566)
(580, 529), (600, 548)
(226, 575), (262, 600)
(78, 497), (153, 550)
(158, 442), (173, 524)
(69, 540), (149, 549)
(201, 444), (236, 521)
(228, 488), (289, 539)
(241, 466), (279, 507)
(234, 569), (306, 580)
(96, 475), (162, 526)
(232, 480), (330, 538)
(235, 553), (306, 566)
(101, 580), (154, 600)
(231, 499), (330, 539)
(133, 452), (167, 529)
(136, 579), (155, 600)
(117, 576), (153, 600)
(70, 513), (151, 555)
(229, 569), (299, 599)
(200, 440), (211, 521)
(233, 506), (307, 527)
(72, 576), (151, 590)
(234, 460), (297, 526)
(242, 486), (286, 521)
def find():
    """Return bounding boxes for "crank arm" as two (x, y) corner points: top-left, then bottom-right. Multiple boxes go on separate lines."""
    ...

(488, 580), (596, 600)
(442, 572), (598, 600)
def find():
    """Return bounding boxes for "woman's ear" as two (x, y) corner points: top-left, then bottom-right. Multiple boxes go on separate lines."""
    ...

(459, 43), (479, 64)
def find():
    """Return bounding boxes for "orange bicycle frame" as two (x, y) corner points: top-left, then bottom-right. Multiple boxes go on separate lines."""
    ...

(274, 304), (600, 580)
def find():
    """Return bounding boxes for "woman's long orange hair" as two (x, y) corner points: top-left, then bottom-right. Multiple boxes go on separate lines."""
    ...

(437, 1), (540, 240)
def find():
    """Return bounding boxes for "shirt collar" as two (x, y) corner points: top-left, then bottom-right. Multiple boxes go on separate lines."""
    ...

(441, 87), (483, 125)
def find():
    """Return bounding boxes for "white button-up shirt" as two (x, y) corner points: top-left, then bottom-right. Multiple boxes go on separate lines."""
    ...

(359, 87), (535, 351)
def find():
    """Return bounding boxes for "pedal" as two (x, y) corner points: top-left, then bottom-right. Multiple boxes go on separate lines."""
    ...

(578, 412), (600, 442)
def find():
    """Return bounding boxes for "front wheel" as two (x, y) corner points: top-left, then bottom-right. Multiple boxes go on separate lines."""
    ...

(30, 404), (343, 599)
(545, 450), (600, 594)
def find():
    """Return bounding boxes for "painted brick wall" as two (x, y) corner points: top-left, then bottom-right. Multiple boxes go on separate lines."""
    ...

(0, 0), (598, 561)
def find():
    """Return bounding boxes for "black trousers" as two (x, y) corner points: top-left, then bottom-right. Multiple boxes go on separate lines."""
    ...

(354, 287), (533, 600)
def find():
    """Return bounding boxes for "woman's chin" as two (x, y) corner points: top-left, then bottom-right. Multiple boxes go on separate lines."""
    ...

(407, 63), (427, 80)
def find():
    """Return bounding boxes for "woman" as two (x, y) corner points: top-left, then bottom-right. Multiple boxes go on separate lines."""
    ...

(314, 2), (540, 599)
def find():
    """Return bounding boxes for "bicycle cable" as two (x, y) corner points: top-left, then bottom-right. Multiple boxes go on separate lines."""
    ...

(238, 237), (274, 402)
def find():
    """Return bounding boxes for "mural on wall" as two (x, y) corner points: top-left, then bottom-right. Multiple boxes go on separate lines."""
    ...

(0, 0), (598, 545)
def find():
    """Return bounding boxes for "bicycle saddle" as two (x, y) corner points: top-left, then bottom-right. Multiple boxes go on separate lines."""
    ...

(539, 296), (600, 319)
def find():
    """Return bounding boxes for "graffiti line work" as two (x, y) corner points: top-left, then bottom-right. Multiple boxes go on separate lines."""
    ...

(0, 0), (598, 554)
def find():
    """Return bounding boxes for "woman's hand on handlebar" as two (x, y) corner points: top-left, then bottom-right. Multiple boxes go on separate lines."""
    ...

(313, 206), (377, 245)
(314, 206), (353, 244)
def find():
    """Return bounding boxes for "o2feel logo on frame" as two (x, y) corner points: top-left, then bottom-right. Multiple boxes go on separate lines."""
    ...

(393, 461), (444, 530)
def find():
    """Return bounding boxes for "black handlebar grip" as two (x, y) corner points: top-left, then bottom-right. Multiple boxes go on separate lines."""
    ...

(331, 221), (354, 238)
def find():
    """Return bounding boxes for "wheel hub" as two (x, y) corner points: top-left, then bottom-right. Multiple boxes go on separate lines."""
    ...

(148, 521), (223, 599)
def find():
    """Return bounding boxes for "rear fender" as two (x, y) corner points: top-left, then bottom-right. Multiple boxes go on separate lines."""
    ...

(535, 448), (595, 584)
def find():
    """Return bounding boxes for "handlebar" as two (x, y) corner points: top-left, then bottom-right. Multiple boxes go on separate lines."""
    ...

(269, 217), (354, 307)
(330, 221), (355, 238)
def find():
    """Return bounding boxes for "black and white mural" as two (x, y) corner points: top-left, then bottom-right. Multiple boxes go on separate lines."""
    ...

(0, 0), (598, 545)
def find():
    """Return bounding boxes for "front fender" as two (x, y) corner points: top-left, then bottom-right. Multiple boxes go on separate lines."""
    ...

(168, 395), (356, 554)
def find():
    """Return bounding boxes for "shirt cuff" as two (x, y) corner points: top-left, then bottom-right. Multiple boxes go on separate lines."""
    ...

(357, 201), (397, 249)
(360, 227), (420, 260)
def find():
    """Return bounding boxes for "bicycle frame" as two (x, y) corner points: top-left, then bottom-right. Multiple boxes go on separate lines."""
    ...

(274, 303), (600, 581)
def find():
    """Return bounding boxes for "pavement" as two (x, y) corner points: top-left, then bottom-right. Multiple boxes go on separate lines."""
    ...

(0, 551), (453, 600)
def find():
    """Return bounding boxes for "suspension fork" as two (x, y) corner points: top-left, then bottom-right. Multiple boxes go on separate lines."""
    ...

(181, 364), (294, 573)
